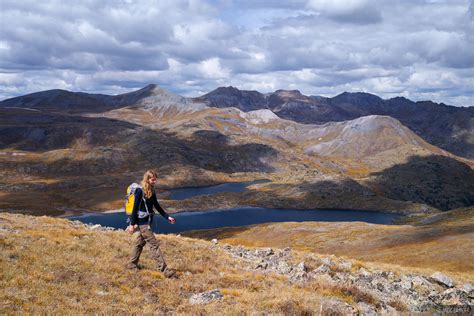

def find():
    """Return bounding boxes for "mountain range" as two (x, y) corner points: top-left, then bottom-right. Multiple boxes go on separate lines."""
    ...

(196, 86), (474, 159)
(0, 84), (472, 214)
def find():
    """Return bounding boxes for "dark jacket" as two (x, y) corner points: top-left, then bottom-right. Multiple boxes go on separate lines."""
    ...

(130, 188), (170, 226)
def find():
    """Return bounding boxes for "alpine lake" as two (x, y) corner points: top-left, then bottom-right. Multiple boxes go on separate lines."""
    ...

(68, 180), (403, 234)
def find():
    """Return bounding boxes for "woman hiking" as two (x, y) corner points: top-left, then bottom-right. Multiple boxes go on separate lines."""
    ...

(126, 169), (177, 278)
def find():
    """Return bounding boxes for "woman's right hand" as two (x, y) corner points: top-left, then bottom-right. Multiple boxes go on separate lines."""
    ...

(126, 224), (138, 234)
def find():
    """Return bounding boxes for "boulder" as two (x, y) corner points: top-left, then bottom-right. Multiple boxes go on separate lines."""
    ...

(461, 283), (474, 296)
(189, 289), (223, 305)
(357, 267), (372, 278)
(338, 260), (352, 271)
(255, 248), (274, 257)
(312, 264), (330, 275)
(400, 275), (413, 290)
(358, 302), (378, 315)
(322, 298), (357, 315)
(320, 256), (334, 267)
(429, 288), (471, 311)
(289, 262), (309, 283)
(276, 261), (292, 274)
(430, 272), (454, 288)
(89, 224), (102, 230)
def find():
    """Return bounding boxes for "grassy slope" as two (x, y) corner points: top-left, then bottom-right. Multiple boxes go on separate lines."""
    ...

(0, 213), (387, 314)
(184, 207), (474, 283)
(2, 211), (473, 313)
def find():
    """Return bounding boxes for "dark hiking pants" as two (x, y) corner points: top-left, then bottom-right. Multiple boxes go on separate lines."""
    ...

(128, 225), (167, 271)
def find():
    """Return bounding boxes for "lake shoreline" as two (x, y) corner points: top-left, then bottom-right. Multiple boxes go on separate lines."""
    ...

(67, 206), (406, 234)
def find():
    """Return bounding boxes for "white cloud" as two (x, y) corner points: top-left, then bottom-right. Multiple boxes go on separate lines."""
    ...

(197, 58), (230, 79)
(0, 0), (472, 106)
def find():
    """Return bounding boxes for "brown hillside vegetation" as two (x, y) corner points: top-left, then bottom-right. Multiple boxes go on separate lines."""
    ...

(2, 213), (473, 314)
(185, 207), (474, 281)
(1, 85), (473, 215)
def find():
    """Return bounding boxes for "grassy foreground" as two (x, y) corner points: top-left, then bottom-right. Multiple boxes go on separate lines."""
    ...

(1, 211), (473, 313)
(0, 213), (383, 314)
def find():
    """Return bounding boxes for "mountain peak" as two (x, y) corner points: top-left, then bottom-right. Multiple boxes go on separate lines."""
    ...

(333, 91), (384, 104)
(133, 84), (172, 96)
(273, 89), (305, 100)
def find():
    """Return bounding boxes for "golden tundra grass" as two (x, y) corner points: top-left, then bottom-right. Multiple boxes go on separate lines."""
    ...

(1, 213), (393, 314)
(185, 207), (474, 284)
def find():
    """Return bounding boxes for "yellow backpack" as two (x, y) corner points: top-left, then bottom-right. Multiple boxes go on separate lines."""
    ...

(125, 183), (142, 215)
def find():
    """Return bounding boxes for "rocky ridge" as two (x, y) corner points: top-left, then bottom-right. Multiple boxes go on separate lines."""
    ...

(218, 242), (473, 314)
(197, 87), (474, 158)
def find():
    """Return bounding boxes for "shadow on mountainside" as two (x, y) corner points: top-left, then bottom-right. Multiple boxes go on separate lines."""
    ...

(367, 154), (474, 211)
(172, 154), (473, 216)
(0, 108), (277, 175)
(0, 109), (277, 213)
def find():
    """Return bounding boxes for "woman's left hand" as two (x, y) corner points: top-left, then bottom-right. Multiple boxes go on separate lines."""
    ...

(168, 216), (176, 224)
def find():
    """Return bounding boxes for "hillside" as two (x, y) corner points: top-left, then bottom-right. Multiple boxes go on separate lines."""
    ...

(1, 213), (473, 314)
(98, 101), (474, 212)
(0, 84), (473, 214)
(185, 207), (474, 278)
(196, 87), (474, 159)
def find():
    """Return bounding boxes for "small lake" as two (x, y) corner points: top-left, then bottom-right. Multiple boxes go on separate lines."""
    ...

(68, 207), (402, 234)
(168, 179), (270, 200)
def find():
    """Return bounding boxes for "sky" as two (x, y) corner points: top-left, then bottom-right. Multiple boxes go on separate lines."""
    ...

(0, 0), (473, 106)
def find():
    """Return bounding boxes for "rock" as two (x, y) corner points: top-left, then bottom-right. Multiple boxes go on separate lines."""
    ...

(429, 288), (471, 308)
(430, 272), (454, 288)
(338, 261), (352, 271)
(254, 260), (268, 270)
(461, 283), (474, 296)
(380, 303), (398, 314)
(320, 256), (334, 267)
(312, 264), (330, 275)
(371, 276), (389, 292)
(276, 261), (292, 274)
(255, 248), (274, 257)
(358, 267), (372, 278)
(89, 224), (102, 230)
(295, 262), (307, 272)
(211, 239), (218, 245)
(412, 275), (432, 288)
(322, 298), (357, 315)
(189, 289), (223, 305)
(289, 263), (308, 283)
(358, 302), (378, 315)
(400, 275), (413, 290)
(333, 272), (349, 283)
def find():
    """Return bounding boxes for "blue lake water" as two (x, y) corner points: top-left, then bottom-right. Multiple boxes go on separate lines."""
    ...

(68, 207), (402, 234)
(68, 180), (403, 233)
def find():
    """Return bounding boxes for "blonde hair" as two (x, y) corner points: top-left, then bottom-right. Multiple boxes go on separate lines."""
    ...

(140, 169), (158, 199)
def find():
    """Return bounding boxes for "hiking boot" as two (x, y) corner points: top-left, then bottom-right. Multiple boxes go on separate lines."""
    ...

(126, 263), (139, 270)
(163, 268), (177, 278)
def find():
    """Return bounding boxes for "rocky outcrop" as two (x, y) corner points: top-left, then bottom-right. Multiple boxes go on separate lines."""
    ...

(189, 289), (223, 305)
(219, 243), (473, 314)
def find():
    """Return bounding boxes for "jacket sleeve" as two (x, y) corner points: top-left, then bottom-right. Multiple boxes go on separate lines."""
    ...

(152, 191), (170, 220)
(130, 188), (142, 226)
